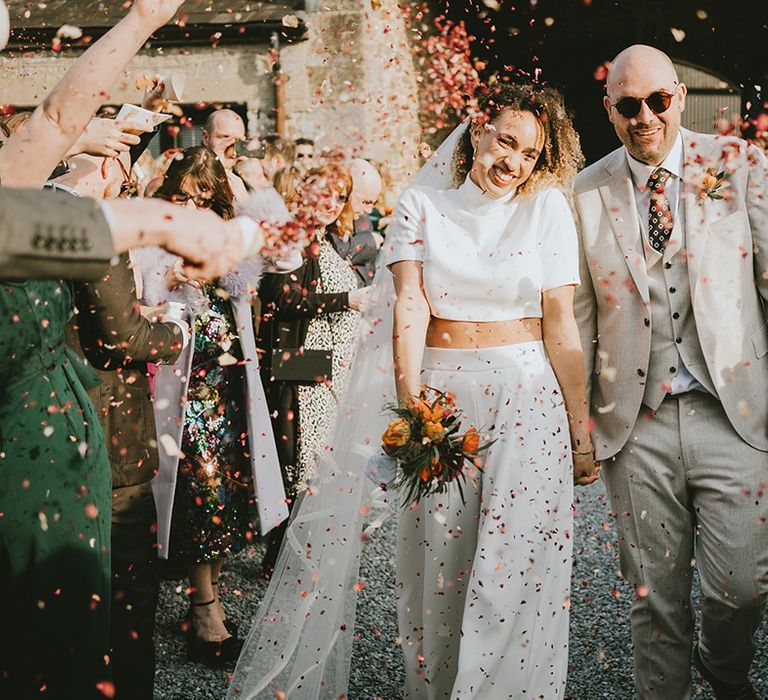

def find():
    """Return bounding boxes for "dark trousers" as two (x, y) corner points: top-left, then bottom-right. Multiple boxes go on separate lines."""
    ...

(111, 484), (160, 700)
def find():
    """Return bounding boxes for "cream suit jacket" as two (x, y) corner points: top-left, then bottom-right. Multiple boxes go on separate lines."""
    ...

(573, 128), (768, 459)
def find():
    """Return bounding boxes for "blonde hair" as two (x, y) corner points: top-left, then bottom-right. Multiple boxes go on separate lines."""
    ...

(274, 166), (302, 200)
(287, 163), (354, 236)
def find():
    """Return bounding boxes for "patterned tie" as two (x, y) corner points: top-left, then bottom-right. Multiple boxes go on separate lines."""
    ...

(647, 167), (674, 254)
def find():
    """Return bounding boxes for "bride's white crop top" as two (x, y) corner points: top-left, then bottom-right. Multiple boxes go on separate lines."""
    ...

(382, 176), (580, 321)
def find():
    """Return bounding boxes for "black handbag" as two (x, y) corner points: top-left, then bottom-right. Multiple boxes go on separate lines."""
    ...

(271, 347), (332, 383)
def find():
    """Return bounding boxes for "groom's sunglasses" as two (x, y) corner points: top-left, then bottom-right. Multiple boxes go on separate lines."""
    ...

(610, 84), (680, 119)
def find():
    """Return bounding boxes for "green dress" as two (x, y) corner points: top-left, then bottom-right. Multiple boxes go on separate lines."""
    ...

(0, 280), (111, 699)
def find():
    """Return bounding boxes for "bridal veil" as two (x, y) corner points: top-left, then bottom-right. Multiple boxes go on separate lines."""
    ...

(227, 123), (468, 700)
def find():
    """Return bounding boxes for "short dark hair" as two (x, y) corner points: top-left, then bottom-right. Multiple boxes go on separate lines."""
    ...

(263, 134), (293, 159)
(294, 137), (314, 147)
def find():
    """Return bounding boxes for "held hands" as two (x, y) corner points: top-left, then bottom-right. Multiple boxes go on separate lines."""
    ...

(573, 448), (600, 486)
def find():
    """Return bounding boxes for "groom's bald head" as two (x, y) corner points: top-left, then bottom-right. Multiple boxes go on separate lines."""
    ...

(607, 45), (679, 98)
(604, 45), (686, 166)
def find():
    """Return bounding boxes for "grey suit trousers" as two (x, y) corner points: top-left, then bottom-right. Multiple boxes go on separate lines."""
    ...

(604, 392), (768, 699)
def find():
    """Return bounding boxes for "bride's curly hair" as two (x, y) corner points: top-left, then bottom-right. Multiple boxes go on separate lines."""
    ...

(452, 82), (584, 196)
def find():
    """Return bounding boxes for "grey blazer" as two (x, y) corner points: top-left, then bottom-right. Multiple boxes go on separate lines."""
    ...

(0, 188), (114, 279)
(573, 128), (768, 459)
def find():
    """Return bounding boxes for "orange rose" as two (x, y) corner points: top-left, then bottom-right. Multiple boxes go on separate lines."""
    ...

(702, 172), (719, 190)
(382, 418), (411, 450)
(419, 466), (432, 482)
(414, 401), (432, 420)
(429, 403), (445, 422)
(422, 420), (444, 440)
(462, 427), (481, 453)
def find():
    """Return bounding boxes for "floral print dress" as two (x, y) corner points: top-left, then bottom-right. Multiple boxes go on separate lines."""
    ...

(295, 233), (362, 489)
(169, 284), (253, 562)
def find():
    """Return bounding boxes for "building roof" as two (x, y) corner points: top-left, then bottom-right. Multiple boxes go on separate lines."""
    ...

(6, 0), (306, 49)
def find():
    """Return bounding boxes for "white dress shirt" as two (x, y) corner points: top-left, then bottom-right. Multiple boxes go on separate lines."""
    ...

(625, 134), (706, 396)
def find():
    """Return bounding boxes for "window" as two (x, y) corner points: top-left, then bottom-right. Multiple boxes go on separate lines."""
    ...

(672, 61), (742, 135)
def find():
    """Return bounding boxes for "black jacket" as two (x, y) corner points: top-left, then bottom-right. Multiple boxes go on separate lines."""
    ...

(257, 250), (350, 482)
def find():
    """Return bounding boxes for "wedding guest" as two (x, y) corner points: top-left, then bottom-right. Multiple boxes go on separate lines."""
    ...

(5, 110), (151, 190)
(139, 146), (288, 667)
(262, 134), (293, 184)
(327, 158), (383, 286)
(68, 256), (187, 700)
(574, 44), (768, 699)
(368, 159), (396, 234)
(293, 137), (315, 175)
(274, 164), (302, 200)
(0, 1), (190, 697)
(258, 164), (370, 571)
(201, 109), (249, 201)
(234, 156), (272, 192)
(53, 113), (186, 700)
(143, 147), (183, 196)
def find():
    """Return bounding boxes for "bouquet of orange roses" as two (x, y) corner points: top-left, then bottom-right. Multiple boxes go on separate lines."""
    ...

(379, 386), (493, 507)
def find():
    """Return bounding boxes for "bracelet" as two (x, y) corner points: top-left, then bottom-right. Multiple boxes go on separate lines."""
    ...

(572, 447), (594, 455)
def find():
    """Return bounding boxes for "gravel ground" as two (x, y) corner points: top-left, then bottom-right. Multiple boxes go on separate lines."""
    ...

(154, 480), (768, 699)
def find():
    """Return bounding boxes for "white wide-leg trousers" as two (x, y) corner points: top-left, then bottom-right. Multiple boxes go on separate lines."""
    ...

(396, 342), (573, 700)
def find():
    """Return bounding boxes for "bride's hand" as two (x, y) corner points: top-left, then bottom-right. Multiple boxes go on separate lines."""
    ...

(573, 450), (600, 486)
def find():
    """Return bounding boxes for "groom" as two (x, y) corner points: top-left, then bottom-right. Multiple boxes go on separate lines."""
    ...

(573, 45), (768, 699)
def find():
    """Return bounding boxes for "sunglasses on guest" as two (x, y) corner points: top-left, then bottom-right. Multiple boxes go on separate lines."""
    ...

(610, 84), (680, 119)
(173, 190), (214, 208)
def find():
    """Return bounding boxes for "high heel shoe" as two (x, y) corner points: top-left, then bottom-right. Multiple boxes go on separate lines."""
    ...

(212, 580), (239, 637)
(182, 582), (239, 637)
(186, 599), (244, 668)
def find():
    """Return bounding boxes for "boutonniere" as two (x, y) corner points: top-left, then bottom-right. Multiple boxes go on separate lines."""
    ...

(697, 168), (729, 205)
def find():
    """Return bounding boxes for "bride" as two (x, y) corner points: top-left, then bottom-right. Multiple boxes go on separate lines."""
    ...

(228, 82), (597, 700)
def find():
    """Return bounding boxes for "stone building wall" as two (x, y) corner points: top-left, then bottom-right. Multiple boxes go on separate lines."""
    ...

(0, 0), (420, 186)
(0, 45), (276, 134)
(283, 0), (421, 183)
